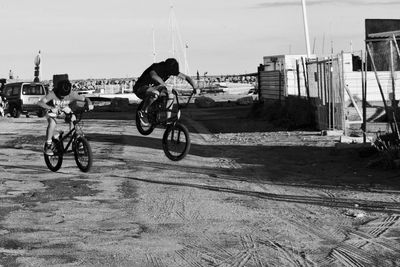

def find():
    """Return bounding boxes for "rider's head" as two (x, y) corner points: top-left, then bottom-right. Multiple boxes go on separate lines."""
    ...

(165, 58), (179, 76)
(53, 74), (71, 99)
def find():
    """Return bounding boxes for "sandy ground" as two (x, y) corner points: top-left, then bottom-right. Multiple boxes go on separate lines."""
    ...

(0, 98), (400, 267)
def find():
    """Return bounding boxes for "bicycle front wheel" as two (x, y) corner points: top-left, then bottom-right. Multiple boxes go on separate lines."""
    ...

(162, 122), (191, 161)
(44, 139), (63, 172)
(136, 101), (155, 135)
(74, 136), (93, 172)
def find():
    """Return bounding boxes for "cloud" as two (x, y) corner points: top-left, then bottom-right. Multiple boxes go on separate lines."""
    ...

(254, 0), (400, 8)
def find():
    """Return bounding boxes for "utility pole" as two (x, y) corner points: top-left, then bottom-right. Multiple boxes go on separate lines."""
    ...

(301, 0), (311, 58)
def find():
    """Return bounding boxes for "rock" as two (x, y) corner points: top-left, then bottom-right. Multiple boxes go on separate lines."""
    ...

(394, 159), (400, 168)
(344, 208), (366, 218)
(195, 96), (216, 108)
(322, 130), (344, 137)
(236, 96), (254, 106)
(110, 98), (130, 111)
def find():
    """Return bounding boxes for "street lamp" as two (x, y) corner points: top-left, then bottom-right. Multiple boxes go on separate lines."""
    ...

(34, 50), (41, 82)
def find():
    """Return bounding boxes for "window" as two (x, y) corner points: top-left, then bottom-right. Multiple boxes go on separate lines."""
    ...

(22, 84), (44, 95)
(4, 87), (13, 97)
(12, 86), (20, 96)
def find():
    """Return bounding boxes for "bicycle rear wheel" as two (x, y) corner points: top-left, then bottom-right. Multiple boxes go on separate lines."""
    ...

(74, 136), (93, 172)
(136, 101), (156, 135)
(162, 122), (191, 161)
(44, 139), (63, 172)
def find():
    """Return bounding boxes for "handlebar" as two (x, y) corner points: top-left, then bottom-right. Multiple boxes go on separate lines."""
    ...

(172, 89), (195, 109)
(47, 104), (91, 124)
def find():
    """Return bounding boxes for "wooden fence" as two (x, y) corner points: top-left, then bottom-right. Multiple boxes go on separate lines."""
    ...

(258, 70), (284, 102)
(307, 56), (345, 130)
(258, 56), (345, 130)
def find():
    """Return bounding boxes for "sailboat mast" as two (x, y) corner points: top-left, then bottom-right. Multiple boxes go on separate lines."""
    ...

(184, 43), (189, 74)
(152, 27), (156, 63)
(168, 3), (190, 75)
(169, 5), (175, 57)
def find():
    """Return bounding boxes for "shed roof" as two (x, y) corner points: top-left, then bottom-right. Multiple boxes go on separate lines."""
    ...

(368, 30), (400, 39)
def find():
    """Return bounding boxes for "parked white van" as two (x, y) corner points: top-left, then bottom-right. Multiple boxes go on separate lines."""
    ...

(3, 81), (47, 117)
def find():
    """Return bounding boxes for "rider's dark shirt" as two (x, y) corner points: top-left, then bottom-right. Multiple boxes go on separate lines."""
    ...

(133, 61), (179, 91)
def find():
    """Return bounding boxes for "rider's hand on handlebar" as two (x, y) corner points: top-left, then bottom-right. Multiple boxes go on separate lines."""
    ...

(47, 108), (59, 118)
(84, 98), (94, 111)
(49, 108), (59, 114)
(83, 102), (94, 112)
(192, 87), (200, 95)
(61, 106), (72, 114)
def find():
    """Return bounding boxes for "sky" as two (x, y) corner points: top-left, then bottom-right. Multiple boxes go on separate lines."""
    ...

(0, 0), (399, 80)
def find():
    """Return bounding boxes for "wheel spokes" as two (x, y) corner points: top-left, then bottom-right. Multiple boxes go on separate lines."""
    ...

(76, 142), (89, 164)
(167, 129), (187, 156)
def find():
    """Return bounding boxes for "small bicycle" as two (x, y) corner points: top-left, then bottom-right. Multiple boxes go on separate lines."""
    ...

(43, 104), (93, 172)
(136, 89), (194, 161)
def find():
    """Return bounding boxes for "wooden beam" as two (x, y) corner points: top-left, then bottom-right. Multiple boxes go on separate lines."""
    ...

(345, 85), (363, 121)
(362, 49), (367, 143)
(390, 40), (396, 107)
(393, 34), (400, 60)
(366, 43), (395, 133)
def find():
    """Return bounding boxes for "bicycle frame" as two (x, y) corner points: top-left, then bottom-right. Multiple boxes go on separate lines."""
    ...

(153, 89), (194, 125)
(54, 112), (85, 154)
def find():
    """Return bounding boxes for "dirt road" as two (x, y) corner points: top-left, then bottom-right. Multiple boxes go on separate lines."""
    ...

(0, 108), (400, 266)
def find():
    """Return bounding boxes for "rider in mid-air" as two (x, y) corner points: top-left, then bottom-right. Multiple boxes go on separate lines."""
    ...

(133, 58), (198, 125)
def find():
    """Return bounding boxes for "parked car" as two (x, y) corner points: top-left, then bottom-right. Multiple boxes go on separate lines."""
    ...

(3, 81), (47, 118)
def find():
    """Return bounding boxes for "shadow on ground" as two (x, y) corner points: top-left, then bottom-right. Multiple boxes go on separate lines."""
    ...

(84, 104), (274, 134)
(89, 132), (400, 192)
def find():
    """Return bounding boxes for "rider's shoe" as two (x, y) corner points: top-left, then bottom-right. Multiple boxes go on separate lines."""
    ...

(138, 110), (149, 126)
(165, 116), (175, 125)
(44, 143), (54, 156)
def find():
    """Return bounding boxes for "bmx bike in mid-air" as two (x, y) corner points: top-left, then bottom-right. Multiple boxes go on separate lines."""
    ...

(136, 88), (194, 161)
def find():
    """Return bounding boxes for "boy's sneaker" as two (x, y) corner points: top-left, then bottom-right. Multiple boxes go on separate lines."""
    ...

(138, 110), (149, 126)
(44, 143), (54, 156)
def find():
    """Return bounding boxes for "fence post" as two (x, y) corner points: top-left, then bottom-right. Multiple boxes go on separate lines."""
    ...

(362, 50), (367, 143)
(301, 57), (310, 101)
(257, 64), (263, 102)
(296, 60), (301, 97)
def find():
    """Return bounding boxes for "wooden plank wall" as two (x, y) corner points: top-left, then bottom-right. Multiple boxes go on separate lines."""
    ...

(344, 71), (400, 103)
(259, 70), (284, 101)
(332, 57), (345, 130)
(306, 57), (345, 130)
(258, 52), (399, 131)
(287, 70), (306, 96)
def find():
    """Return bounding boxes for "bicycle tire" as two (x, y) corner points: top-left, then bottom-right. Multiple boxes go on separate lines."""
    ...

(74, 136), (93, 172)
(136, 101), (156, 135)
(162, 122), (191, 161)
(44, 139), (63, 172)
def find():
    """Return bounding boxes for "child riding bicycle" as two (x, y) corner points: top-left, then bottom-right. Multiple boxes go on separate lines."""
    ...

(37, 74), (93, 155)
(133, 58), (198, 126)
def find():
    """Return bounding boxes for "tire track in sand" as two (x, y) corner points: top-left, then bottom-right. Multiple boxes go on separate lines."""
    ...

(326, 215), (400, 267)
